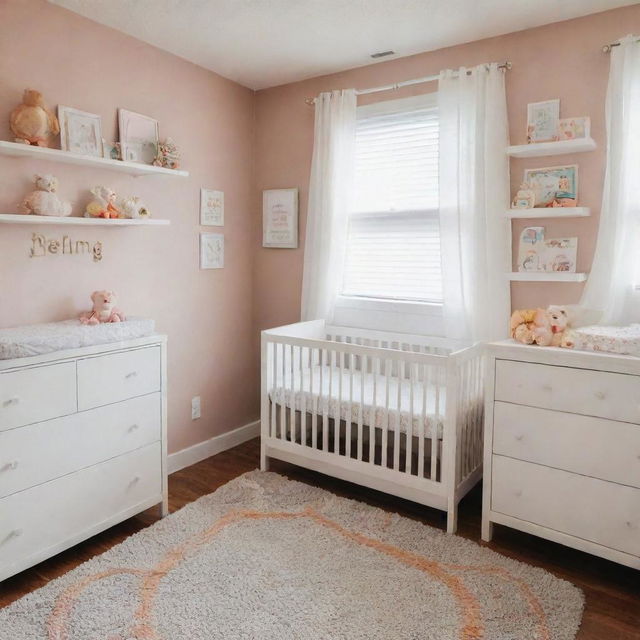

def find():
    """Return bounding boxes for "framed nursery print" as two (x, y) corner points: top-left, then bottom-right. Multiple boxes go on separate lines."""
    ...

(118, 109), (159, 164)
(200, 189), (224, 226)
(524, 165), (578, 207)
(526, 99), (560, 143)
(200, 233), (224, 269)
(58, 106), (103, 157)
(262, 188), (298, 248)
(558, 116), (590, 140)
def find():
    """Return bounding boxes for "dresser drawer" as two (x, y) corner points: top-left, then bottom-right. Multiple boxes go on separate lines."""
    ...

(493, 402), (640, 488)
(77, 346), (161, 410)
(0, 442), (161, 576)
(495, 359), (640, 423)
(0, 362), (76, 432)
(0, 393), (161, 499)
(491, 455), (640, 557)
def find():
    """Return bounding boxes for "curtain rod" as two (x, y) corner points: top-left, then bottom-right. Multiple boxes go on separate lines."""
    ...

(304, 60), (512, 106)
(602, 38), (639, 53)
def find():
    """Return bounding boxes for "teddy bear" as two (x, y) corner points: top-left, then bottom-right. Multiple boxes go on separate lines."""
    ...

(10, 89), (59, 147)
(79, 291), (125, 325)
(119, 195), (151, 219)
(85, 186), (122, 219)
(510, 305), (572, 347)
(20, 174), (72, 217)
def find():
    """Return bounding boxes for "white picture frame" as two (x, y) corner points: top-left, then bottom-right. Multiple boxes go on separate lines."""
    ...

(200, 233), (224, 269)
(527, 99), (560, 143)
(262, 188), (298, 248)
(118, 108), (159, 164)
(58, 106), (103, 157)
(200, 189), (224, 226)
(558, 116), (591, 140)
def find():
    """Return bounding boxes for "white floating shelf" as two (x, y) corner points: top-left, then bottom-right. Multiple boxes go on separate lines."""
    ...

(0, 214), (169, 226)
(505, 207), (590, 219)
(508, 272), (587, 282)
(507, 137), (596, 158)
(0, 140), (189, 177)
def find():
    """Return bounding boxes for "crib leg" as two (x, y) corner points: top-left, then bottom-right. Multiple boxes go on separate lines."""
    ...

(260, 441), (270, 471)
(446, 498), (458, 534)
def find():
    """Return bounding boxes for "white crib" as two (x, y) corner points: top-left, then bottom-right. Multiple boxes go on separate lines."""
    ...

(260, 320), (484, 533)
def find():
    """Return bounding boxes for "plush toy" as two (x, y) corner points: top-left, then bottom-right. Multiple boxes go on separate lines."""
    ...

(85, 186), (122, 219)
(510, 305), (572, 347)
(79, 291), (125, 325)
(153, 138), (180, 169)
(20, 174), (72, 217)
(119, 195), (151, 219)
(10, 89), (59, 147)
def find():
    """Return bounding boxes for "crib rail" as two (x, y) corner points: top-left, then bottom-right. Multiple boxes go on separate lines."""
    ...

(261, 321), (484, 523)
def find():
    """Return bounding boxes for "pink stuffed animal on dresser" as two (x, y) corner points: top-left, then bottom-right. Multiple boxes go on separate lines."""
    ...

(79, 291), (125, 325)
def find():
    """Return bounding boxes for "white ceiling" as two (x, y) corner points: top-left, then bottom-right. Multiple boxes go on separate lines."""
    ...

(50, 0), (637, 90)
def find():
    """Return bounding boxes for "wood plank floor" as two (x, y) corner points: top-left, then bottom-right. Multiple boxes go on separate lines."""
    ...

(1, 437), (638, 638)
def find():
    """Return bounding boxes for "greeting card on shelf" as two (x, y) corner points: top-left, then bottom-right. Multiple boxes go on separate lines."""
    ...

(517, 226), (578, 273)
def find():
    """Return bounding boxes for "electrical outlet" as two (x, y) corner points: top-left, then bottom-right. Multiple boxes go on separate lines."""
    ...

(191, 396), (201, 420)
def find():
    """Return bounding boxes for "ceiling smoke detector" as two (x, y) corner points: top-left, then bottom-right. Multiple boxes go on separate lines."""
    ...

(370, 50), (395, 59)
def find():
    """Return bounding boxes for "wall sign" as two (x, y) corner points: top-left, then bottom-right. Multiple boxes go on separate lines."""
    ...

(29, 233), (103, 262)
(262, 188), (298, 248)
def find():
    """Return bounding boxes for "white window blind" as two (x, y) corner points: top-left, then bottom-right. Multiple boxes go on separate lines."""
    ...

(342, 93), (441, 304)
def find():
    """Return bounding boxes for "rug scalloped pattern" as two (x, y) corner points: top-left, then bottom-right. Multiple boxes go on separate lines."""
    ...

(0, 471), (584, 639)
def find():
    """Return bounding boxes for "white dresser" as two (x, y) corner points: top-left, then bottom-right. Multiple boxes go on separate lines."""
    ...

(0, 335), (167, 582)
(482, 340), (640, 570)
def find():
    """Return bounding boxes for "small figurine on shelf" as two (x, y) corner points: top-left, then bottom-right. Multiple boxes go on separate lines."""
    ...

(20, 174), (72, 217)
(546, 175), (577, 207)
(84, 185), (122, 219)
(119, 195), (151, 219)
(511, 182), (535, 209)
(153, 138), (180, 170)
(10, 89), (59, 147)
(80, 290), (125, 325)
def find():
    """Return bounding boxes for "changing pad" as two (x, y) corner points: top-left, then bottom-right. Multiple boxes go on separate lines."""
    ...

(0, 318), (155, 360)
(565, 324), (640, 357)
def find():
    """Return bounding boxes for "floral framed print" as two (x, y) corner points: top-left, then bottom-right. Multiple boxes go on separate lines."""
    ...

(200, 233), (224, 269)
(58, 106), (103, 157)
(200, 189), (224, 226)
(118, 109), (159, 164)
(262, 188), (298, 248)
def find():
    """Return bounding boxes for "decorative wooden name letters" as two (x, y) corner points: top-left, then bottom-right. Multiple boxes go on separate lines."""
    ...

(29, 233), (103, 262)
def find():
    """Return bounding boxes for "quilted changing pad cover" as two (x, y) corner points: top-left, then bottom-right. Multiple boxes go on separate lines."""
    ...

(566, 323), (640, 357)
(0, 318), (155, 360)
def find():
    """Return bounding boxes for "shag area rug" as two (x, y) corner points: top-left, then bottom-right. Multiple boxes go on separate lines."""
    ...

(0, 471), (583, 639)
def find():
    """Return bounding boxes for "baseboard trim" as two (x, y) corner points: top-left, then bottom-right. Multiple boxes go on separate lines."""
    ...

(168, 420), (260, 474)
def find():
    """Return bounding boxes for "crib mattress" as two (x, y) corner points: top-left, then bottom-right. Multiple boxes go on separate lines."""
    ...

(270, 364), (451, 439)
(565, 324), (640, 357)
(0, 318), (156, 360)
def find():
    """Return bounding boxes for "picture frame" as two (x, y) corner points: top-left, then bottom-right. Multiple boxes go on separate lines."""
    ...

(526, 99), (560, 143)
(558, 117), (591, 140)
(200, 233), (224, 269)
(262, 188), (298, 248)
(200, 189), (224, 226)
(523, 165), (578, 208)
(58, 106), (103, 157)
(518, 227), (545, 272)
(118, 108), (159, 164)
(517, 227), (578, 273)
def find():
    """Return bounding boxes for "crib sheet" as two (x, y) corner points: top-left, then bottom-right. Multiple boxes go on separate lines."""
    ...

(270, 364), (451, 439)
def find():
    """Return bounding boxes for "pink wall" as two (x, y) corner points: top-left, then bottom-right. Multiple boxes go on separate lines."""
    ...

(253, 5), (640, 334)
(0, 0), (258, 454)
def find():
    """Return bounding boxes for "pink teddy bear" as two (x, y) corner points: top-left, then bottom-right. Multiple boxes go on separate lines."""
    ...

(80, 290), (125, 325)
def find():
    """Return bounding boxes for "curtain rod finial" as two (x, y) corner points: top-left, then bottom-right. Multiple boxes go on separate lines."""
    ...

(602, 44), (612, 53)
(304, 97), (316, 106)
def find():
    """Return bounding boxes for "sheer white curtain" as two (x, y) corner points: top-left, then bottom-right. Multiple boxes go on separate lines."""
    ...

(438, 63), (511, 341)
(580, 35), (640, 324)
(301, 89), (357, 321)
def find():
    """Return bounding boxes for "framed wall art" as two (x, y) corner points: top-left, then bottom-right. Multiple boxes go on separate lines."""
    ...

(200, 189), (224, 226)
(58, 106), (103, 157)
(200, 233), (224, 269)
(262, 188), (298, 248)
(523, 165), (578, 207)
(526, 99), (560, 143)
(558, 117), (591, 140)
(118, 108), (159, 164)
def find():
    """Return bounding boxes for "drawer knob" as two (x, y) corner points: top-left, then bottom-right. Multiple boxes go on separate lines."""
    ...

(541, 384), (552, 392)
(125, 371), (138, 379)
(594, 390), (606, 400)
(515, 489), (523, 498)
(129, 475), (141, 487)
(128, 424), (140, 432)
(515, 434), (524, 442)
(2, 397), (20, 408)
(10, 528), (23, 539)
(1, 461), (18, 472)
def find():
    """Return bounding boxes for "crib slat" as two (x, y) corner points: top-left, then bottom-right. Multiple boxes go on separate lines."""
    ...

(346, 352), (353, 459)
(271, 342), (277, 438)
(431, 364), (440, 481)
(381, 358), (390, 469)
(337, 351), (344, 455)
(419, 363), (427, 479)
(289, 344), (295, 443)
(369, 356), (377, 465)
(406, 361), (414, 475)
(394, 360), (402, 472)
(358, 354), (365, 461)
(311, 347), (317, 449)
(299, 345), (305, 447)
(280, 343), (286, 441)
(322, 348), (329, 452)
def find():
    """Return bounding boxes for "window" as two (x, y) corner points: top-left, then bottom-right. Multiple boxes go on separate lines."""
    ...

(341, 93), (441, 305)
